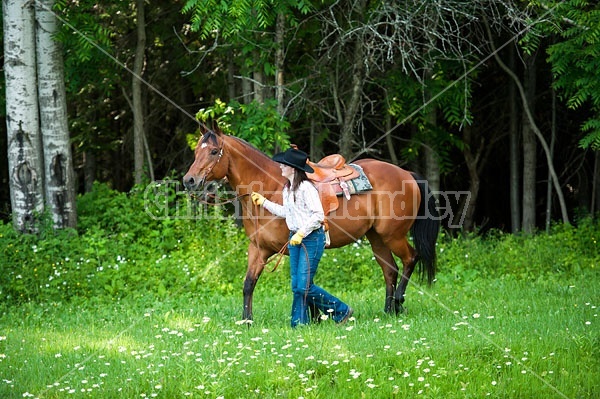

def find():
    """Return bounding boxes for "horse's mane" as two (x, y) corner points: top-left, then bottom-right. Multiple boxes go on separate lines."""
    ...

(201, 125), (282, 171)
(228, 135), (275, 165)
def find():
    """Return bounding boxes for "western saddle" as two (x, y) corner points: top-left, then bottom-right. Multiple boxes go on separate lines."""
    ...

(288, 145), (361, 239)
(307, 154), (360, 237)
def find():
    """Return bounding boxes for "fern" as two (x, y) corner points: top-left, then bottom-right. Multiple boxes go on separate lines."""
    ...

(544, 0), (600, 148)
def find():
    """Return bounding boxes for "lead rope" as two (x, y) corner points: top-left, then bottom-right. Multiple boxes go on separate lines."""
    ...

(250, 199), (290, 273)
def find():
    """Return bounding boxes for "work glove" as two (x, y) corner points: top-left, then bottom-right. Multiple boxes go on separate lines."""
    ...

(251, 192), (265, 206)
(289, 231), (304, 246)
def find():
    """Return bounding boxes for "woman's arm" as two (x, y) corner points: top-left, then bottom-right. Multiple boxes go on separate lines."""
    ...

(263, 197), (286, 219)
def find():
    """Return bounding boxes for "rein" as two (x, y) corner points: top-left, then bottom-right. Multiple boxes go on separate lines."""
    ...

(188, 190), (249, 206)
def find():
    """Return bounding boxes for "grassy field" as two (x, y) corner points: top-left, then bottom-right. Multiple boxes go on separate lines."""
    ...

(0, 186), (598, 398)
(1, 265), (597, 398)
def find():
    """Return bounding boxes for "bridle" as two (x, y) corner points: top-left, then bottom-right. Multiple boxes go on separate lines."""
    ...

(199, 133), (224, 188)
(187, 133), (243, 206)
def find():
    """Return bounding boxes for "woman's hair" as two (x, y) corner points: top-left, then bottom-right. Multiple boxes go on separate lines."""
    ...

(284, 168), (313, 201)
(291, 169), (310, 192)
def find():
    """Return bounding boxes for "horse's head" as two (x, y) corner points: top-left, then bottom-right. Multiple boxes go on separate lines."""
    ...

(183, 128), (228, 191)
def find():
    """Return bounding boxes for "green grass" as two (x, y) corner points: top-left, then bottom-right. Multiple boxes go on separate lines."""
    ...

(1, 267), (597, 399)
(0, 186), (598, 398)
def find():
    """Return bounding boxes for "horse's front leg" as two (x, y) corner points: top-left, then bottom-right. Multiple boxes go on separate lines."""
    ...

(242, 243), (269, 322)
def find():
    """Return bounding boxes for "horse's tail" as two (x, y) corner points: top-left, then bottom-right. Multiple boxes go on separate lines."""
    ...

(410, 173), (440, 286)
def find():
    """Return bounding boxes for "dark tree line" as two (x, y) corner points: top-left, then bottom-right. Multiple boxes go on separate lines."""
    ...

(1, 0), (599, 233)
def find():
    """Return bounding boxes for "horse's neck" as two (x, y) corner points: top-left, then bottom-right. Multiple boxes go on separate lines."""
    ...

(225, 138), (283, 194)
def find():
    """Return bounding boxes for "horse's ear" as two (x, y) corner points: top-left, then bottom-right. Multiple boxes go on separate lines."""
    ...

(197, 122), (209, 138)
(212, 122), (224, 136)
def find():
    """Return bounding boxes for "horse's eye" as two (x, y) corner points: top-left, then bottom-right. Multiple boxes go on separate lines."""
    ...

(211, 149), (219, 156)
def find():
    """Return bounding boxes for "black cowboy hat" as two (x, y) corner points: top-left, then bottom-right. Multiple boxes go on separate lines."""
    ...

(272, 148), (314, 173)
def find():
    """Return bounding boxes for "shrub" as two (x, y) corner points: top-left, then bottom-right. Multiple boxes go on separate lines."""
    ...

(0, 182), (249, 306)
(1, 182), (598, 308)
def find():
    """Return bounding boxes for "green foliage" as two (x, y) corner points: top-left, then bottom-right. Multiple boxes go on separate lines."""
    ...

(436, 219), (599, 285)
(386, 63), (472, 172)
(53, 1), (121, 94)
(182, 0), (314, 39)
(526, 0), (600, 149)
(195, 99), (291, 155)
(0, 182), (249, 305)
(1, 181), (598, 309)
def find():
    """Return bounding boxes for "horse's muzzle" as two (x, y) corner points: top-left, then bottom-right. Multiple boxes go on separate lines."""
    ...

(183, 175), (203, 191)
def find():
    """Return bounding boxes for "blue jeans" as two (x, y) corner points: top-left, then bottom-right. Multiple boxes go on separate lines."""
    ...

(288, 227), (350, 327)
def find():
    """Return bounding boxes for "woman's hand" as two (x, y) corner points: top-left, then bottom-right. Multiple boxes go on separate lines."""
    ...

(289, 232), (304, 246)
(251, 192), (265, 206)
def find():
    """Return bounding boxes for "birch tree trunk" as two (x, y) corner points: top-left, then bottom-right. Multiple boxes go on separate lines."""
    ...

(3, 0), (45, 233)
(35, 0), (77, 229)
(133, 0), (146, 184)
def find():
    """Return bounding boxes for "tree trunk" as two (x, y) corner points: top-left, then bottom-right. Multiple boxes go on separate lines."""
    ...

(424, 70), (440, 194)
(3, 0), (45, 233)
(35, 0), (77, 229)
(486, 21), (570, 228)
(508, 45), (521, 233)
(460, 125), (480, 232)
(521, 53), (537, 234)
(253, 48), (265, 104)
(339, 0), (367, 159)
(592, 151), (599, 215)
(274, 11), (285, 154)
(275, 12), (285, 118)
(83, 151), (96, 193)
(545, 88), (557, 232)
(227, 49), (236, 101)
(242, 76), (252, 104)
(385, 110), (398, 165)
(133, 0), (146, 185)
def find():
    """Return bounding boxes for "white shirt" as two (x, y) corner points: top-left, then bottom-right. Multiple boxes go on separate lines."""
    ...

(263, 180), (324, 237)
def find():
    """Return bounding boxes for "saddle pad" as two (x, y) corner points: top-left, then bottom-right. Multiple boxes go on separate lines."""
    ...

(334, 164), (373, 196)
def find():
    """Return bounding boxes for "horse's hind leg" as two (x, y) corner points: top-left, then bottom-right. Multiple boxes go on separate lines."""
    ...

(366, 231), (400, 314)
(388, 237), (418, 313)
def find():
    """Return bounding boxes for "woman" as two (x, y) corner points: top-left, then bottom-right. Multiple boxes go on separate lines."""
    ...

(251, 147), (353, 328)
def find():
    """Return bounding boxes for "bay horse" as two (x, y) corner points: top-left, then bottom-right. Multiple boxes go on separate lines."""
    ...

(183, 126), (439, 322)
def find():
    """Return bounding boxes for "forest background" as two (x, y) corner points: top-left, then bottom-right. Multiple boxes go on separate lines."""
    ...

(1, 3), (599, 397)
(0, 0), (598, 234)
